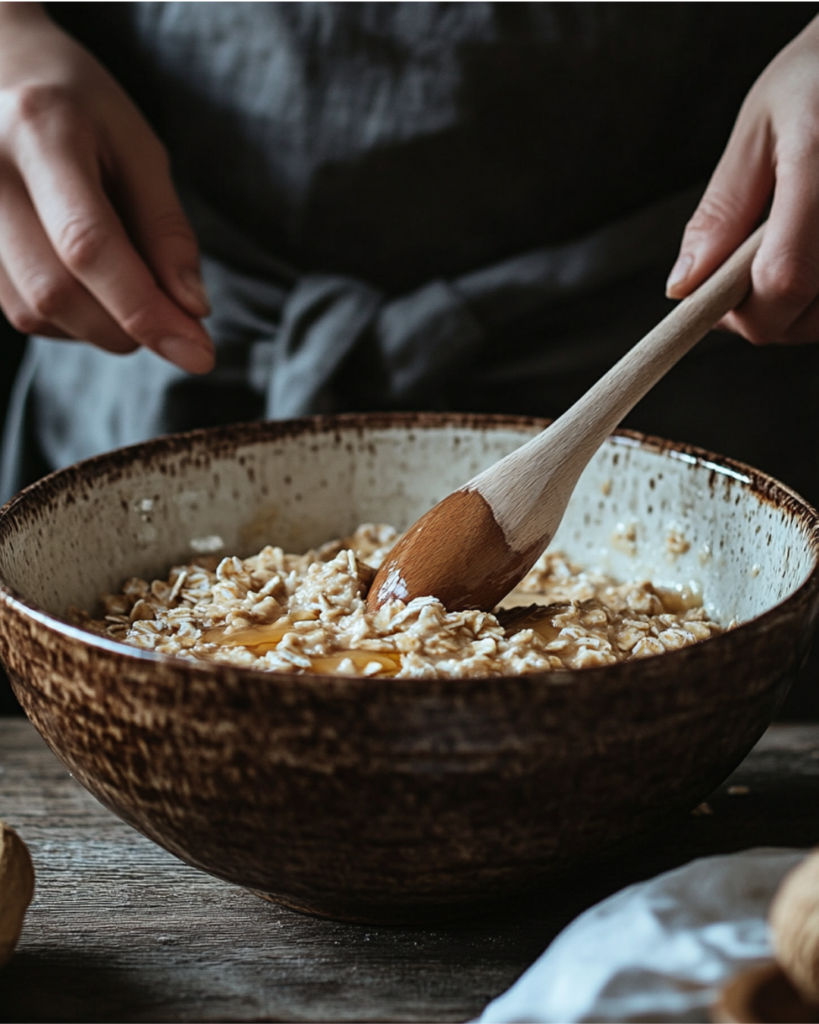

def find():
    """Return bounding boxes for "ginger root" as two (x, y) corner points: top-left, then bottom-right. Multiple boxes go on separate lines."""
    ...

(769, 847), (819, 1005)
(0, 820), (35, 967)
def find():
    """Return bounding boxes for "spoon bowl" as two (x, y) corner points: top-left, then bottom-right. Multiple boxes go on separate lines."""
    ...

(369, 225), (766, 613)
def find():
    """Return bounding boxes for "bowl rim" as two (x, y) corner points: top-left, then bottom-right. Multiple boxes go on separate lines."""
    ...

(1, 410), (818, 688)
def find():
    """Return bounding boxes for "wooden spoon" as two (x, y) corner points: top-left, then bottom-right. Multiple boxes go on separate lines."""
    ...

(367, 223), (766, 613)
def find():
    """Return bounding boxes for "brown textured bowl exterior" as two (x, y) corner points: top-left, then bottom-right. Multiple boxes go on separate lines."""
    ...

(1, 413), (818, 923)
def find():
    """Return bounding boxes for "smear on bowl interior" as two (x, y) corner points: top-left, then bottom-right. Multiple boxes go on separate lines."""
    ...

(70, 524), (724, 678)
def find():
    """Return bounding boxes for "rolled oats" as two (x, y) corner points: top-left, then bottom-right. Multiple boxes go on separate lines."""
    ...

(71, 524), (724, 678)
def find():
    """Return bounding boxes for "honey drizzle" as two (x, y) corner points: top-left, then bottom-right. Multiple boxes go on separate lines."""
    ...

(201, 616), (401, 676)
(201, 602), (570, 677)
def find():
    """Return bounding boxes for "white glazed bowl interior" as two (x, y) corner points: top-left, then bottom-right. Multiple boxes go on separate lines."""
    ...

(1, 416), (814, 632)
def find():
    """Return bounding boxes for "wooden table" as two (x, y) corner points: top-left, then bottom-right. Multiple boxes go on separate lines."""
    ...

(1, 717), (818, 1023)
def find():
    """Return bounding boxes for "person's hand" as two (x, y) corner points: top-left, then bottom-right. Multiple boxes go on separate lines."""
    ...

(667, 16), (819, 346)
(0, 2), (214, 372)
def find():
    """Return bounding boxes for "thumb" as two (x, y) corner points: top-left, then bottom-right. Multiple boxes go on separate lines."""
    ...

(113, 139), (211, 319)
(666, 115), (773, 300)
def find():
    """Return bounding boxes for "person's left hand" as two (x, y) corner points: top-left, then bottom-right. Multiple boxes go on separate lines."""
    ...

(667, 15), (819, 345)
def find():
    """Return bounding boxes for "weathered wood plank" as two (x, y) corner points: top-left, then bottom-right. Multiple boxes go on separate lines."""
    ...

(1, 718), (817, 1023)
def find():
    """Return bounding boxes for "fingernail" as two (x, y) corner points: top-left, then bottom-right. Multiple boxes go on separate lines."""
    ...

(666, 253), (694, 294)
(157, 336), (214, 373)
(179, 268), (211, 316)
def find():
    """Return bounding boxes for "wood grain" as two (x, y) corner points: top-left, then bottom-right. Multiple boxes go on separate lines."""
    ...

(0, 716), (817, 1023)
(367, 489), (542, 611)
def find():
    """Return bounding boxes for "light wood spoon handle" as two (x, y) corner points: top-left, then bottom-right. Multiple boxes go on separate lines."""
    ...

(368, 224), (765, 612)
(473, 222), (766, 550)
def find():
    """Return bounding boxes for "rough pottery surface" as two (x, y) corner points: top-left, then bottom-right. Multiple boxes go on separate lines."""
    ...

(0, 413), (818, 922)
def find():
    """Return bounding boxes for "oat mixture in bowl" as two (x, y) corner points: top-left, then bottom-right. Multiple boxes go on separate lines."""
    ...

(72, 523), (724, 678)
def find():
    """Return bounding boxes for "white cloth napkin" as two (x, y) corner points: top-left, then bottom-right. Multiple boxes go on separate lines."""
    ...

(477, 848), (806, 1023)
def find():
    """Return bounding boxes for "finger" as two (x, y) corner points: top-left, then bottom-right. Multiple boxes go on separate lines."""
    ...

(0, 258), (72, 338)
(0, 169), (138, 352)
(780, 290), (819, 345)
(719, 283), (819, 347)
(729, 143), (819, 344)
(110, 132), (211, 319)
(11, 96), (214, 372)
(666, 108), (773, 300)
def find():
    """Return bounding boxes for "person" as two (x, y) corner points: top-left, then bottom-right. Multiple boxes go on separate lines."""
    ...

(1, 2), (819, 716)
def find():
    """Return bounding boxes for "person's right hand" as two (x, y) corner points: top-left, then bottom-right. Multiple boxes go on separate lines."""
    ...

(0, 2), (214, 373)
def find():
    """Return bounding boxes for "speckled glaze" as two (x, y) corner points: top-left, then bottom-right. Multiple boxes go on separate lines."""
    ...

(0, 413), (818, 923)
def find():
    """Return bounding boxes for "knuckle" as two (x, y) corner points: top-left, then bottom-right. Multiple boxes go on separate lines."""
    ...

(8, 83), (74, 131)
(759, 251), (819, 307)
(684, 194), (739, 241)
(6, 303), (50, 336)
(720, 310), (771, 347)
(56, 217), (108, 272)
(24, 272), (75, 321)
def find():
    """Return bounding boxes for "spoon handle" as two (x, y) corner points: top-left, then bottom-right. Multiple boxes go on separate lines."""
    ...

(474, 222), (766, 548)
(553, 222), (765, 463)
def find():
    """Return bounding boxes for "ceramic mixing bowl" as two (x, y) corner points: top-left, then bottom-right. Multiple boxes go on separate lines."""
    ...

(1, 413), (818, 923)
